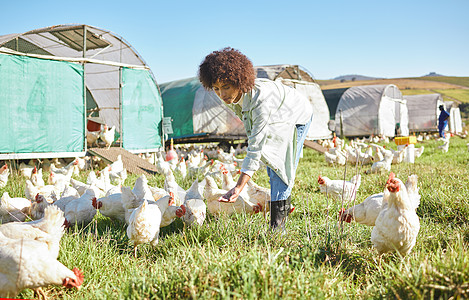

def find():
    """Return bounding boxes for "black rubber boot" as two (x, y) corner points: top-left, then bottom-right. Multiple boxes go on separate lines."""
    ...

(270, 196), (291, 234)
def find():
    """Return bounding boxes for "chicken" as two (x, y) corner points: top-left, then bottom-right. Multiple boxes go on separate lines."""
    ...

(182, 198), (206, 226)
(370, 173), (420, 256)
(324, 149), (346, 166)
(49, 167), (74, 195)
(121, 186), (142, 224)
(0, 192), (31, 223)
(156, 194), (186, 228)
(126, 199), (162, 257)
(391, 145), (408, 164)
(438, 136), (450, 153)
(174, 157), (187, 178)
(163, 169), (186, 206)
(53, 192), (79, 213)
(50, 158), (79, 176)
(19, 162), (35, 178)
(100, 125), (116, 149)
(204, 176), (260, 216)
(340, 173), (421, 226)
(414, 146), (425, 158)
(30, 166), (45, 187)
(87, 130), (100, 147)
(30, 194), (53, 220)
(317, 174), (361, 202)
(245, 180), (271, 213)
(183, 180), (206, 226)
(155, 151), (171, 175)
(0, 164), (10, 188)
(133, 175), (154, 201)
(93, 189), (126, 223)
(109, 166), (127, 186)
(64, 189), (97, 227)
(0, 233), (84, 298)
(366, 150), (393, 174)
(109, 155), (127, 185)
(0, 205), (65, 258)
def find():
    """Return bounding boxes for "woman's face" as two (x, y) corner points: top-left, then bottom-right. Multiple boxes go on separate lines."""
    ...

(212, 81), (242, 104)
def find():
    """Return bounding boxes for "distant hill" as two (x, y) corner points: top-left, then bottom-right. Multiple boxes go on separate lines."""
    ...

(333, 74), (381, 81)
(422, 72), (444, 77)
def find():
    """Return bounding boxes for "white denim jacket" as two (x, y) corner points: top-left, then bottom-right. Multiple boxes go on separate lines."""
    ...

(228, 79), (313, 185)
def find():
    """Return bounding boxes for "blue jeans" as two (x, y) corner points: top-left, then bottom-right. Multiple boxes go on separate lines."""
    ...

(438, 122), (447, 138)
(267, 117), (312, 202)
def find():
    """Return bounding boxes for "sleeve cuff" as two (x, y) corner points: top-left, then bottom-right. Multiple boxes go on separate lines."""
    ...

(240, 169), (255, 178)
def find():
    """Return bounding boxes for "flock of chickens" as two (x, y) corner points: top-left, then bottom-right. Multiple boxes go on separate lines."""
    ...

(316, 135), (424, 257)
(0, 132), (449, 297)
(0, 144), (272, 298)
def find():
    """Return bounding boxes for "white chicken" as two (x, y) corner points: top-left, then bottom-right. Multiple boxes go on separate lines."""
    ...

(109, 155), (127, 185)
(0, 192), (31, 223)
(156, 194), (186, 228)
(371, 173), (420, 256)
(126, 199), (162, 257)
(340, 173), (421, 226)
(163, 169), (186, 206)
(133, 175), (154, 201)
(0, 205), (65, 258)
(0, 164), (10, 188)
(100, 124), (116, 149)
(93, 189), (126, 223)
(183, 180), (207, 226)
(64, 189), (97, 227)
(414, 146), (425, 158)
(0, 233), (84, 298)
(155, 151), (172, 175)
(30, 194), (53, 220)
(366, 150), (393, 174)
(19, 161), (35, 178)
(30, 166), (45, 187)
(50, 158), (79, 176)
(317, 174), (361, 202)
(87, 130), (100, 147)
(174, 157), (187, 178)
(438, 136), (450, 153)
(204, 176), (260, 216)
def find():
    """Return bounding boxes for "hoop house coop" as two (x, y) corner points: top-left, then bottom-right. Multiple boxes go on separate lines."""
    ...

(404, 93), (444, 133)
(444, 101), (463, 134)
(160, 64), (331, 143)
(0, 24), (163, 159)
(330, 84), (409, 137)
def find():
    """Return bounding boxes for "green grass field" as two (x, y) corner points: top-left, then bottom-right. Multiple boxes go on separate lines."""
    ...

(2, 137), (469, 299)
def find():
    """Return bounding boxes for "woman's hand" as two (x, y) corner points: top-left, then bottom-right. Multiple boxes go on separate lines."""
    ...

(218, 187), (240, 203)
(218, 171), (251, 203)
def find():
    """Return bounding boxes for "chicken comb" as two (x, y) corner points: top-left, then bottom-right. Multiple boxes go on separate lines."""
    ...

(387, 172), (396, 183)
(35, 193), (41, 202)
(33, 166), (37, 173)
(233, 161), (237, 167)
(317, 175), (325, 185)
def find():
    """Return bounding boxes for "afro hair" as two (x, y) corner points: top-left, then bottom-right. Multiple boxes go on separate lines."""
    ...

(198, 47), (256, 93)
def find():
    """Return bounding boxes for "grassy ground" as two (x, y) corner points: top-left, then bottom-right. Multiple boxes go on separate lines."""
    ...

(2, 137), (469, 299)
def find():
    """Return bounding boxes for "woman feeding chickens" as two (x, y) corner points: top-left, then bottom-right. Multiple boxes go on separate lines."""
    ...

(198, 47), (313, 233)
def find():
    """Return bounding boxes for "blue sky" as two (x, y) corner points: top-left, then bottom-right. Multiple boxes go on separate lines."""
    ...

(1, 0), (468, 83)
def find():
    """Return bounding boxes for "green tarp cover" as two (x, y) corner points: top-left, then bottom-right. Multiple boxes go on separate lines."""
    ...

(159, 77), (201, 138)
(121, 68), (162, 150)
(0, 54), (84, 153)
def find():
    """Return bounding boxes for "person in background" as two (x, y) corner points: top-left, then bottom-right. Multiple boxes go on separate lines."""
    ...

(198, 47), (313, 233)
(438, 105), (450, 138)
